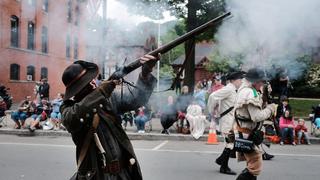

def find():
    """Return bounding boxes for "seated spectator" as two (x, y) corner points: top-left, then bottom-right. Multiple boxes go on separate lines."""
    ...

(50, 93), (64, 130)
(29, 98), (51, 132)
(295, 119), (311, 145)
(193, 83), (207, 110)
(134, 106), (149, 133)
(0, 96), (6, 117)
(275, 96), (291, 136)
(11, 96), (36, 129)
(176, 86), (193, 134)
(121, 111), (135, 130)
(185, 101), (206, 139)
(160, 96), (177, 135)
(279, 110), (296, 145)
(312, 104), (320, 128)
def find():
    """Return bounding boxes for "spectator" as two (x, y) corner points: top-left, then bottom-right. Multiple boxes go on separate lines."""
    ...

(186, 101), (206, 139)
(207, 79), (213, 91)
(202, 79), (208, 89)
(175, 77), (183, 94)
(295, 119), (311, 145)
(0, 96), (6, 117)
(176, 85), (193, 134)
(39, 78), (50, 100)
(95, 74), (102, 86)
(209, 76), (224, 94)
(11, 96), (35, 129)
(134, 106), (148, 133)
(160, 96), (177, 135)
(193, 83), (207, 110)
(275, 96), (291, 136)
(312, 104), (320, 128)
(50, 93), (64, 130)
(279, 110), (296, 145)
(29, 98), (51, 132)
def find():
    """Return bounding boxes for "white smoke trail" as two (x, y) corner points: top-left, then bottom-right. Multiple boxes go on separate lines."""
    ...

(216, 0), (320, 79)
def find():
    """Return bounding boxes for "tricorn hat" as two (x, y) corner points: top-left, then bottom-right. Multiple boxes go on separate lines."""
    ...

(245, 68), (267, 82)
(226, 71), (245, 80)
(62, 60), (98, 100)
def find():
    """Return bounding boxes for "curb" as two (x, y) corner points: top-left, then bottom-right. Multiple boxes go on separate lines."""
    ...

(0, 128), (319, 144)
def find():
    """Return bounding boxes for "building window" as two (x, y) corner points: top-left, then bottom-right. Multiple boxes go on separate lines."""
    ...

(28, 0), (36, 6)
(67, 0), (72, 23)
(10, 15), (19, 47)
(27, 65), (35, 81)
(10, 64), (20, 80)
(75, 6), (80, 26)
(27, 22), (35, 50)
(41, 26), (48, 53)
(41, 67), (48, 79)
(42, 0), (49, 12)
(74, 37), (78, 60)
(66, 34), (71, 58)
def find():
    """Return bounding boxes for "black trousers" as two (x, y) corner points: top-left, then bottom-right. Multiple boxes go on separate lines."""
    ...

(160, 114), (177, 130)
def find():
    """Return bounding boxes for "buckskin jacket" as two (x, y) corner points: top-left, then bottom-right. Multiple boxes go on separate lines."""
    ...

(61, 73), (157, 180)
(207, 83), (237, 134)
(234, 79), (275, 131)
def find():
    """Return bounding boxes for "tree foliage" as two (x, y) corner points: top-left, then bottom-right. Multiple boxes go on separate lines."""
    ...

(206, 50), (243, 73)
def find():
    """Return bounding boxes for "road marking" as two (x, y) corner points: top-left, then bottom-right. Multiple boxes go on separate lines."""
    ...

(136, 148), (320, 158)
(1, 142), (320, 158)
(0, 142), (74, 148)
(152, 140), (169, 151)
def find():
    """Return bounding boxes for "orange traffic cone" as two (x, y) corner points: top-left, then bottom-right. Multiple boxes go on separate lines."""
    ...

(207, 120), (219, 145)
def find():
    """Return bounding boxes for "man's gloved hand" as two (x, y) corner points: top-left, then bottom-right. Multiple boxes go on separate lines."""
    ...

(140, 54), (160, 77)
(98, 80), (120, 97)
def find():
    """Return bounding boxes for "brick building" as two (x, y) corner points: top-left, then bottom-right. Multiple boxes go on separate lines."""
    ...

(0, 0), (87, 102)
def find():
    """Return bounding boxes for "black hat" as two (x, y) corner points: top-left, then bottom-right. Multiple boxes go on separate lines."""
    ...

(62, 60), (98, 100)
(245, 68), (267, 82)
(226, 71), (245, 80)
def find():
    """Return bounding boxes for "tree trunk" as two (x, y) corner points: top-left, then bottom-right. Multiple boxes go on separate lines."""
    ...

(184, 0), (197, 93)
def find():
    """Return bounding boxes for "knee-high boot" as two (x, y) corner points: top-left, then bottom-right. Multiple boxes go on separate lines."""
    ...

(236, 168), (257, 180)
(216, 148), (237, 175)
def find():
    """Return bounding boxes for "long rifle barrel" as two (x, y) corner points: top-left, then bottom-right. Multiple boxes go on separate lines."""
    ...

(109, 12), (231, 80)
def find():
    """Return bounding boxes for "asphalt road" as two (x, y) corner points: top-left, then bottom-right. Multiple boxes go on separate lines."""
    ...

(0, 135), (319, 180)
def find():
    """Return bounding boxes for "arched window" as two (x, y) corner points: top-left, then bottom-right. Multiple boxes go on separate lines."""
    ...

(27, 65), (35, 81)
(10, 15), (19, 47)
(10, 64), (20, 80)
(66, 34), (71, 58)
(74, 37), (78, 60)
(41, 26), (48, 53)
(41, 67), (48, 79)
(27, 22), (35, 50)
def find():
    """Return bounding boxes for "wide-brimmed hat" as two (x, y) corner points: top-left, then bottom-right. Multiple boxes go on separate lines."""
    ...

(245, 68), (268, 83)
(226, 71), (245, 80)
(62, 60), (98, 100)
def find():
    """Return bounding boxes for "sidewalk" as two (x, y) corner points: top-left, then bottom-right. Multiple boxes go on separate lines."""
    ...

(1, 114), (320, 144)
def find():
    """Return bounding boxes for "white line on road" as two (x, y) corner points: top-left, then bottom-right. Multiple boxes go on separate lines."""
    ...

(0, 142), (74, 148)
(152, 140), (169, 151)
(1, 142), (320, 158)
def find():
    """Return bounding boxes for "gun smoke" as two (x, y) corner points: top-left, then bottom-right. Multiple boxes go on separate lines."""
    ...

(216, 0), (320, 79)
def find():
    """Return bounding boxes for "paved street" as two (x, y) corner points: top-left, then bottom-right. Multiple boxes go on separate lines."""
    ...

(0, 135), (319, 180)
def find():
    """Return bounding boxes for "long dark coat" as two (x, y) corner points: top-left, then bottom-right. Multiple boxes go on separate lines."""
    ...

(61, 74), (157, 180)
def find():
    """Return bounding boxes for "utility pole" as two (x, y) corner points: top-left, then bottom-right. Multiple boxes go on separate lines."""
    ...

(101, 0), (107, 78)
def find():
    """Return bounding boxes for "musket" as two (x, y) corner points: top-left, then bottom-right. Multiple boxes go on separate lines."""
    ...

(108, 12), (232, 80)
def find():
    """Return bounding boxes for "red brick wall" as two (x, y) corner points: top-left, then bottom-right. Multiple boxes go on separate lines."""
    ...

(0, 0), (87, 102)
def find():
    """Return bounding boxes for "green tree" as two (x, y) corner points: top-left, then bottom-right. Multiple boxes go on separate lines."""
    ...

(118, 0), (226, 91)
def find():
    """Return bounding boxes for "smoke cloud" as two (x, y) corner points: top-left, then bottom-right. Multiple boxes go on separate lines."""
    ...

(216, 0), (320, 79)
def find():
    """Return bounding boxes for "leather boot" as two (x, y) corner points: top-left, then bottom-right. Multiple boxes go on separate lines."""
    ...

(236, 169), (256, 180)
(219, 148), (237, 175)
(262, 152), (274, 160)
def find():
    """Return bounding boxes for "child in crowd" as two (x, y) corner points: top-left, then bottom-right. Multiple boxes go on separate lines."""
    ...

(295, 119), (311, 145)
(134, 106), (148, 133)
(279, 110), (296, 145)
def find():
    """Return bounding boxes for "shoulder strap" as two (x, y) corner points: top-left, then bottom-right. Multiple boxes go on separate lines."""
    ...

(220, 106), (234, 119)
(77, 113), (100, 169)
